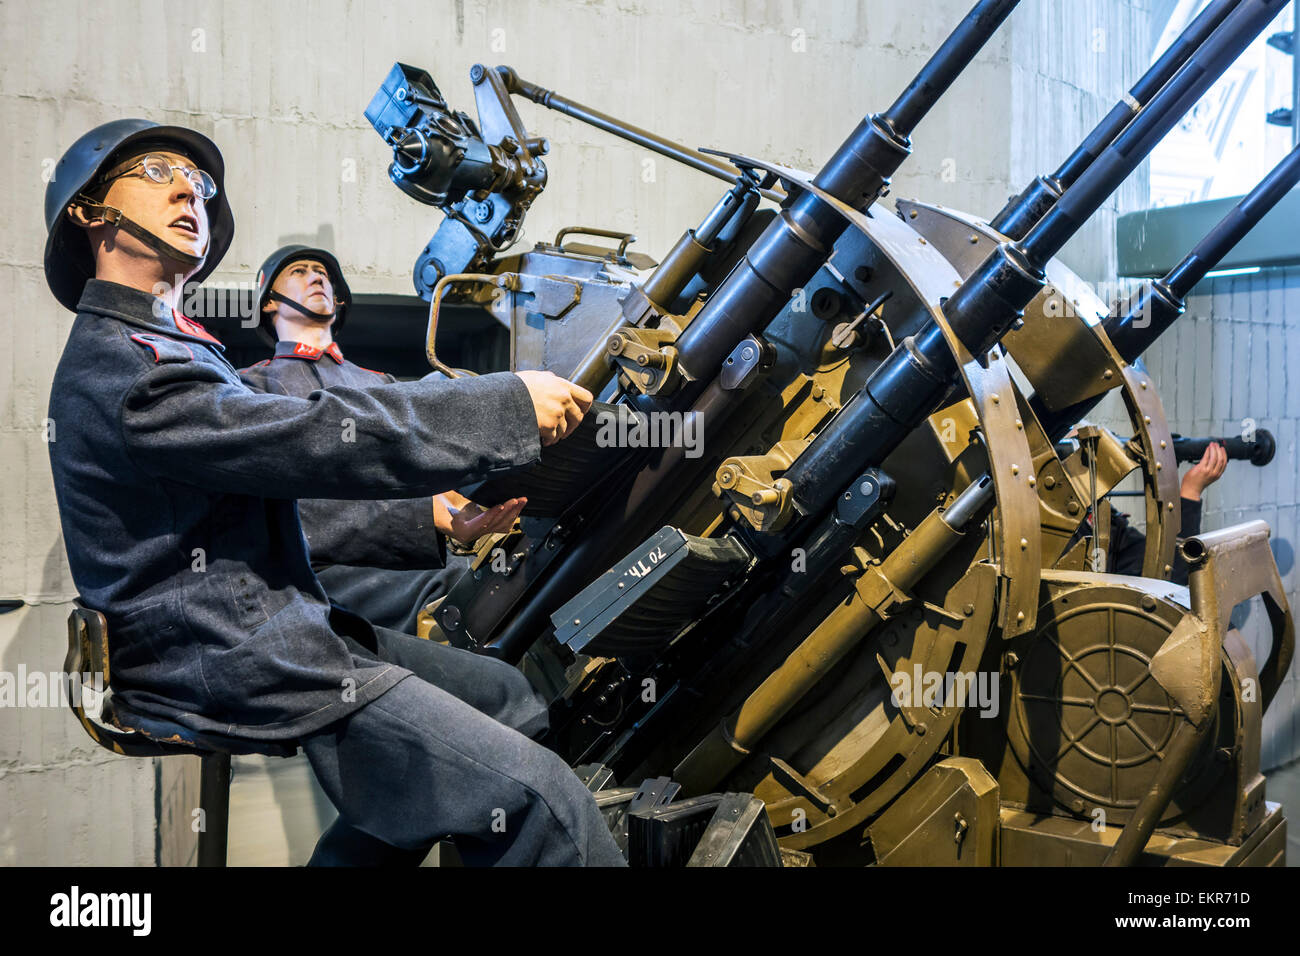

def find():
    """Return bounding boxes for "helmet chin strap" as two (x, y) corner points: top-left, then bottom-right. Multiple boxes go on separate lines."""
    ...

(74, 196), (207, 268)
(267, 290), (339, 323)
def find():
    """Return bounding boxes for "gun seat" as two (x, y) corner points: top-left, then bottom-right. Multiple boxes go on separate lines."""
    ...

(65, 606), (297, 866)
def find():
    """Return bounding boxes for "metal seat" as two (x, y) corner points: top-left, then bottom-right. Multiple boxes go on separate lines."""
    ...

(65, 606), (297, 866)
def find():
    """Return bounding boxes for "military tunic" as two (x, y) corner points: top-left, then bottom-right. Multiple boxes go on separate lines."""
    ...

(47, 280), (537, 741)
(49, 280), (630, 865)
(239, 340), (466, 633)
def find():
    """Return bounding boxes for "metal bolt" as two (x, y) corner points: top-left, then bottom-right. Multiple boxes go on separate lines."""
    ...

(969, 234), (979, 244)
(1141, 595), (1157, 612)
(990, 393), (1000, 405)
(1072, 798), (1085, 813)
(963, 603), (975, 616)
(1103, 369), (1113, 380)
(1067, 501), (1080, 515)
(573, 618), (581, 626)
(1016, 611), (1025, 622)
(860, 480), (874, 495)
(1044, 475), (1056, 489)
(909, 209), (918, 219)
(1020, 537), (1029, 550)
(741, 345), (756, 362)
(1028, 476), (1036, 488)
(1010, 464), (1020, 476)
(915, 722), (927, 736)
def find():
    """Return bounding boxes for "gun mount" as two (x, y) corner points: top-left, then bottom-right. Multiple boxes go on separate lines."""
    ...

(379, 0), (1295, 866)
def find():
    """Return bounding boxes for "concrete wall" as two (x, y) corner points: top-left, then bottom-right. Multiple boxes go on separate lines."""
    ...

(0, 0), (1151, 863)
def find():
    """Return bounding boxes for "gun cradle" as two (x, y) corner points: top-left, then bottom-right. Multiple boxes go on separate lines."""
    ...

(385, 0), (1296, 865)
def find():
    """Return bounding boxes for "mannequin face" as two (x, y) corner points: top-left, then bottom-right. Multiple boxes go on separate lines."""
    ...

(265, 259), (336, 322)
(72, 149), (210, 267)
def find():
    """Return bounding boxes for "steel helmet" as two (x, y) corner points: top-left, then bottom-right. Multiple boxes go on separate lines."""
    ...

(43, 119), (235, 312)
(254, 244), (353, 345)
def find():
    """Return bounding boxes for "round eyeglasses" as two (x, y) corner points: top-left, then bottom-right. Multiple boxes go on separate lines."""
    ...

(99, 153), (218, 201)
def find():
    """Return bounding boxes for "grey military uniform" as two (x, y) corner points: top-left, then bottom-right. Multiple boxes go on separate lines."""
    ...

(240, 340), (466, 634)
(48, 281), (625, 865)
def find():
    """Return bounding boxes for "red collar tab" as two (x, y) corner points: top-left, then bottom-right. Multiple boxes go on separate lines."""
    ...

(273, 340), (341, 362)
(172, 310), (222, 345)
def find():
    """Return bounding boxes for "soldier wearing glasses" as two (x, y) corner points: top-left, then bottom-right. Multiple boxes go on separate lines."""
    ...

(43, 119), (623, 866)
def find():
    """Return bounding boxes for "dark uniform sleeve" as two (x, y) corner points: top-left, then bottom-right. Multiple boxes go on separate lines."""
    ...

(297, 496), (447, 570)
(239, 362), (449, 569)
(1107, 497), (1204, 583)
(121, 360), (540, 499)
(1107, 509), (1148, 576)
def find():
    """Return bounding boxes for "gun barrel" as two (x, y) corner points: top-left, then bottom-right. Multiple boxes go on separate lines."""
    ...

(668, 0), (1021, 398)
(879, 0), (1023, 134)
(991, 0), (1242, 239)
(1100, 142), (1300, 367)
(783, 0), (1286, 522)
(1166, 145), (1300, 297)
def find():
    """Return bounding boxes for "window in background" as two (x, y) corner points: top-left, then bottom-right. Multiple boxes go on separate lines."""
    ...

(1148, 0), (1296, 207)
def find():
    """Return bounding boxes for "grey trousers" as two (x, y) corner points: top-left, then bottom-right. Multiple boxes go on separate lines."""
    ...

(300, 627), (627, 867)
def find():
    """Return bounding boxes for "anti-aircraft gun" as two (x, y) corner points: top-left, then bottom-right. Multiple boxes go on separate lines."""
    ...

(369, 0), (1296, 866)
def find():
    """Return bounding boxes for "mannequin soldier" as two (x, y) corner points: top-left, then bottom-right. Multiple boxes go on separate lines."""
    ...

(1106, 441), (1227, 581)
(43, 119), (625, 866)
(239, 246), (499, 635)
(1069, 439), (1227, 583)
